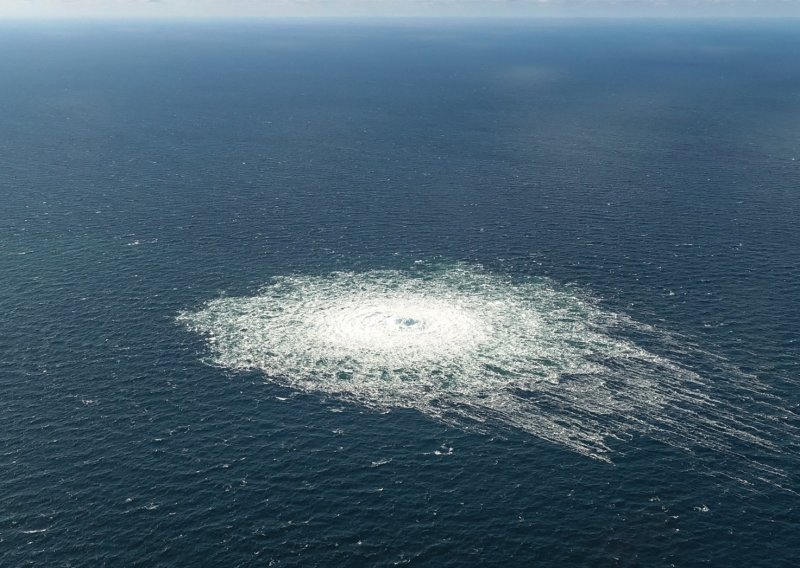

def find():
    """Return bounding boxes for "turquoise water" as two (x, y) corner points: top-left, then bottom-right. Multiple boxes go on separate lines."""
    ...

(1, 21), (798, 566)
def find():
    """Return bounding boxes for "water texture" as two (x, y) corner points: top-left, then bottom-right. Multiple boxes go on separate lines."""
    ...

(1, 20), (799, 567)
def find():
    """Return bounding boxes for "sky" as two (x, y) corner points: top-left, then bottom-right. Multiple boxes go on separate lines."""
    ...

(1, 0), (799, 19)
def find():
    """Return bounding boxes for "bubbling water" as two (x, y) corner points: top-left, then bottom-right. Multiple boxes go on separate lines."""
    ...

(178, 264), (797, 489)
(307, 296), (488, 359)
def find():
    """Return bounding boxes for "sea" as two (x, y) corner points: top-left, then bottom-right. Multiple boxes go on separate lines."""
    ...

(1, 19), (798, 566)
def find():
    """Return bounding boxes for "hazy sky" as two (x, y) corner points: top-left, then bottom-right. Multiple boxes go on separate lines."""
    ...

(2, 0), (799, 19)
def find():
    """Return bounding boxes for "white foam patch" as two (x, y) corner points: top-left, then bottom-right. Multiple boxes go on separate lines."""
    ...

(178, 264), (797, 489)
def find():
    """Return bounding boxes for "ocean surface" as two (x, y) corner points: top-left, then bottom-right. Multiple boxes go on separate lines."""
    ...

(1, 20), (799, 566)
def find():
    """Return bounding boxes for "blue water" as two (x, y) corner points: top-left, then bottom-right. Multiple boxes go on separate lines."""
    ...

(1, 20), (799, 566)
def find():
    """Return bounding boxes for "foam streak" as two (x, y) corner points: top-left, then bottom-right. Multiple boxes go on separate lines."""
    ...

(178, 264), (796, 489)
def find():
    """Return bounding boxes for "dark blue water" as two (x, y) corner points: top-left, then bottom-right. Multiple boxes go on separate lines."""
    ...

(1, 20), (799, 566)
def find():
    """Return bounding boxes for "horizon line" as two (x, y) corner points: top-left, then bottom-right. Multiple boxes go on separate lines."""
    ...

(2, 14), (800, 21)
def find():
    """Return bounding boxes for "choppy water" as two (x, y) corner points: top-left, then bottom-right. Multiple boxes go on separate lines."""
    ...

(2, 20), (799, 566)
